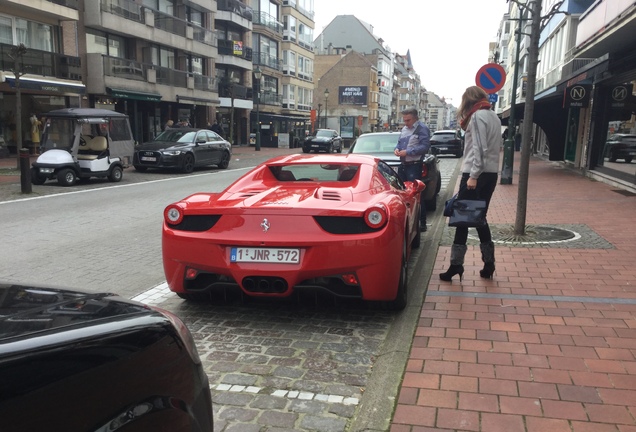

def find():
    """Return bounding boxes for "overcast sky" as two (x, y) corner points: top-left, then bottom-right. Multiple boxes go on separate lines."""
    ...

(313, 0), (510, 106)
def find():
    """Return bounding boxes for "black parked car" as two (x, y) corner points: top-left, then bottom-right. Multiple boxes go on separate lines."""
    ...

(302, 129), (343, 153)
(0, 282), (213, 432)
(134, 128), (232, 173)
(430, 129), (464, 158)
(348, 131), (441, 210)
(604, 133), (636, 163)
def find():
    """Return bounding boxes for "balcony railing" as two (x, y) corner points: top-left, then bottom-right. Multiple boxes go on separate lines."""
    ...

(217, 39), (253, 61)
(192, 26), (218, 46)
(154, 11), (188, 38)
(103, 56), (146, 81)
(0, 43), (81, 80)
(102, 55), (216, 91)
(194, 74), (217, 92)
(217, 0), (254, 21)
(100, 0), (144, 23)
(257, 91), (282, 106)
(298, 34), (314, 52)
(48, 0), (79, 8)
(155, 66), (188, 88)
(254, 51), (282, 71)
(218, 83), (253, 100)
(100, 0), (216, 46)
(253, 11), (282, 34)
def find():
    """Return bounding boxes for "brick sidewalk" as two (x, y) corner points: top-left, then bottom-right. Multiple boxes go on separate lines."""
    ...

(392, 158), (636, 431)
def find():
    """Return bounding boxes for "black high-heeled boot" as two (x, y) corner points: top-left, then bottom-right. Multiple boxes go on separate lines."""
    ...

(479, 242), (496, 279)
(439, 264), (464, 282)
(439, 244), (466, 282)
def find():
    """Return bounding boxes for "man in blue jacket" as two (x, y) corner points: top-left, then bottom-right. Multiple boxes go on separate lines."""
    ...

(394, 108), (431, 231)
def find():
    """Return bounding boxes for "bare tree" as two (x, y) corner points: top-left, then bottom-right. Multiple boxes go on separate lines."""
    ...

(508, 0), (565, 236)
(9, 44), (28, 170)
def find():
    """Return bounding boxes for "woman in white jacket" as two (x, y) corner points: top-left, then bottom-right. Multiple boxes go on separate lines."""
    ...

(440, 86), (502, 282)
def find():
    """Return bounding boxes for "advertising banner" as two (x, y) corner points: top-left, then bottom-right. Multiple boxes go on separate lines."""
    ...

(339, 86), (368, 105)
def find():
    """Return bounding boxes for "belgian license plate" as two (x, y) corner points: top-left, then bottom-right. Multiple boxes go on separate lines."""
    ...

(141, 156), (156, 161)
(230, 247), (300, 264)
(438, 147), (448, 151)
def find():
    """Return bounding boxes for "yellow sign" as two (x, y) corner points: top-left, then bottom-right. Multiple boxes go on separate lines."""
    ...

(233, 41), (243, 55)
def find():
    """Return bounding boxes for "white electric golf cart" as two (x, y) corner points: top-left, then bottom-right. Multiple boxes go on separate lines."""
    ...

(31, 108), (134, 186)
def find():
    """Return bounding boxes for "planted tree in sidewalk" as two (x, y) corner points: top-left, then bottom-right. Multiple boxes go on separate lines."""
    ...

(506, 0), (565, 237)
(9, 44), (28, 170)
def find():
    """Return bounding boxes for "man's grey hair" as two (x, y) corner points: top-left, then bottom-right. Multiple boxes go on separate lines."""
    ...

(401, 107), (419, 119)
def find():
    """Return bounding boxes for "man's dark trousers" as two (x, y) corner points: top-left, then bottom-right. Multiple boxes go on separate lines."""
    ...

(398, 162), (427, 229)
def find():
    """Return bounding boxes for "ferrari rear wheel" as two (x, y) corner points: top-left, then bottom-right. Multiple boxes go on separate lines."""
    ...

(387, 239), (408, 310)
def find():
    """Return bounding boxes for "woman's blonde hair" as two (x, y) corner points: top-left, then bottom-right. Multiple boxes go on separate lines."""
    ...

(457, 86), (489, 121)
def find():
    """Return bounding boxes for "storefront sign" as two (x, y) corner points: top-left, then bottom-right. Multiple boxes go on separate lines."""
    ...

(338, 86), (367, 105)
(609, 84), (632, 109)
(4, 77), (85, 94)
(564, 84), (591, 108)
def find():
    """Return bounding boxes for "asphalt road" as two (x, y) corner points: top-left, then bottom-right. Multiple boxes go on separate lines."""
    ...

(0, 150), (461, 431)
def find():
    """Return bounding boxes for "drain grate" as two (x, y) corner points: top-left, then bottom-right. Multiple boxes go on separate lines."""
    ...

(442, 224), (615, 249)
(491, 225), (577, 243)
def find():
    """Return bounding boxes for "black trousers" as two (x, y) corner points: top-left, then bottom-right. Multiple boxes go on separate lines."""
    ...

(398, 162), (426, 224)
(452, 172), (498, 245)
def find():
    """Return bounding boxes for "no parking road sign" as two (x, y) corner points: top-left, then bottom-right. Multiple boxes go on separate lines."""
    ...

(475, 63), (506, 94)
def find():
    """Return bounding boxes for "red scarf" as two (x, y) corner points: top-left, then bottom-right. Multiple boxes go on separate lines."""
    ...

(460, 99), (492, 131)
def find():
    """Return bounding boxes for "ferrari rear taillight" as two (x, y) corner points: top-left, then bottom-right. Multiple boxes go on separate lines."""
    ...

(185, 268), (198, 280)
(164, 204), (184, 225)
(341, 274), (359, 285)
(364, 205), (387, 229)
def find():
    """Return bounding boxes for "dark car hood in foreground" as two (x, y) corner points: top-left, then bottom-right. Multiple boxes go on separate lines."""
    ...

(0, 283), (153, 342)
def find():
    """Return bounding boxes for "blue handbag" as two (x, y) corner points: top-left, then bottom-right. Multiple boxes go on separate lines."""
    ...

(443, 193), (457, 217)
(444, 188), (487, 227)
(448, 198), (487, 227)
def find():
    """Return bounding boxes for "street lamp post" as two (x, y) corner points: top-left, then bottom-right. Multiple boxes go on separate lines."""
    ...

(317, 103), (322, 132)
(254, 67), (262, 151)
(501, 12), (525, 185)
(324, 88), (329, 129)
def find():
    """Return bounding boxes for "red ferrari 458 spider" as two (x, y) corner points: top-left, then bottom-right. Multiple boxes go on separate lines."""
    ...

(162, 154), (425, 310)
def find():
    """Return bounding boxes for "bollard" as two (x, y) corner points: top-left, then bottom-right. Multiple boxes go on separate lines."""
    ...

(500, 137), (515, 185)
(19, 148), (32, 194)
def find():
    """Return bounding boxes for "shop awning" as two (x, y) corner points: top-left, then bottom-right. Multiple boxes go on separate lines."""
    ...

(107, 87), (162, 102)
(3, 75), (85, 94)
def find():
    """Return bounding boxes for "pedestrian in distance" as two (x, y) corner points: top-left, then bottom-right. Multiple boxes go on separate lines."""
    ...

(209, 120), (223, 137)
(164, 120), (174, 131)
(439, 85), (502, 282)
(393, 107), (430, 231)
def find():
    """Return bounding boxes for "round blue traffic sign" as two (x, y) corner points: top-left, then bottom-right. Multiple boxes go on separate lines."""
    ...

(475, 63), (507, 93)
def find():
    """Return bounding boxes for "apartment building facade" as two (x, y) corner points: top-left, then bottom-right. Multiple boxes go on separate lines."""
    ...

(497, 0), (636, 190)
(314, 15), (394, 132)
(0, 0), (83, 154)
(250, 0), (314, 147)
